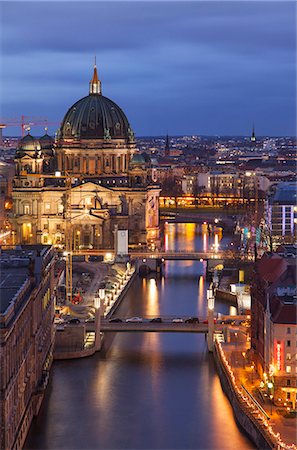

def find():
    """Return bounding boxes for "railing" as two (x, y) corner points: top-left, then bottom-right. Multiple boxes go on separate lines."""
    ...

(214, 340), (297, 450)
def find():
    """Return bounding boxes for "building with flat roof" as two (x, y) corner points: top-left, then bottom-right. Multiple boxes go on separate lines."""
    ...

(267, 182), (297, 246)
(0, 245), (55, 450)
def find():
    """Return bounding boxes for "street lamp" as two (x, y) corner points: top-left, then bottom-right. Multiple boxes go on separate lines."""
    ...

(207, 286), (215, 352)
(94, 294), (101, 351)
(207, 288), (215, 310)
(269, 394), (273, 416)
(251, 364), (255, 383)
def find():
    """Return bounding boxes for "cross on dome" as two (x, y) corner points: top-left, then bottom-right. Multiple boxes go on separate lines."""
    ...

(89, 58), (102, 95)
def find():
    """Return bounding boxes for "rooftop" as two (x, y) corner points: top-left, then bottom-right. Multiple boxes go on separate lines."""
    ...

(271, 182), (297, 205)
(0, 245), (53, 318)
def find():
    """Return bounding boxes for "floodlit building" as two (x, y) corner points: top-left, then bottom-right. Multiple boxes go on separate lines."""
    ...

(11, 65), (160, 249)
(267, 182), (297, 245)
(0, 245), (55, 450)
(251, 249), (297, 408)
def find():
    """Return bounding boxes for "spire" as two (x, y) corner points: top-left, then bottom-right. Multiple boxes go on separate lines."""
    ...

(89, 58), (102, 95)
(251, 123), (256, 142)
(165, 132), (170, 157)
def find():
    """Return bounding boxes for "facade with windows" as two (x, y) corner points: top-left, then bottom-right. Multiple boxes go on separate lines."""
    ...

(267, 182), (297, 246)
(0, 245), (55, 449)
(11, 66), (160, 249)
(251, 250), (297, 408)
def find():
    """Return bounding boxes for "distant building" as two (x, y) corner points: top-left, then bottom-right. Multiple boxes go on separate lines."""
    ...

(267, 182), (297, 246)
(251, 249), (297, 408)
(182, 171), (271, 197)
(251, 124), (256, 143)
(0, 245), (56, 450)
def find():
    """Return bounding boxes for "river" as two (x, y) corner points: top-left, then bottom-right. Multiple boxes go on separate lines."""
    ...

(25, 223), (254, 450)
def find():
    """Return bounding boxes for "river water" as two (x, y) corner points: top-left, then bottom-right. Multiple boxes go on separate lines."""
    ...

(25, 223), (254, 450)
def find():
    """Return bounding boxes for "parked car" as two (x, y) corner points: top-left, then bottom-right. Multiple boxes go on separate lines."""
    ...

(150, 317), (162, 323)
(185, 317), (199, 324)
(69, 318), (81, 324)
(126, 317), (143, 323)
(172, 318), (183, 323)
(109, 318), (123, 323)
(54, 318), (65, 324)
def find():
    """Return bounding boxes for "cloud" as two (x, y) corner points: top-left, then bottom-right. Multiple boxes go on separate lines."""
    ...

(1, 1), (296, 136)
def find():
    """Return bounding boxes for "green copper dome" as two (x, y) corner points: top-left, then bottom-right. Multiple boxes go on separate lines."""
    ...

(58, 94), (134, 141)
(18, 134), (41, 152)
(130, 153), (146, 166)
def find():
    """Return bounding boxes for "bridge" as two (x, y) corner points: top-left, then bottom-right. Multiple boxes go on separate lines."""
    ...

(71, 249), (244, 261)
(85, 316), (247, 334)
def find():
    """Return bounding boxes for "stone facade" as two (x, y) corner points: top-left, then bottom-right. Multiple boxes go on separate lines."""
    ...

(10, 66), (160, 249)
(0, 245), (55, 450)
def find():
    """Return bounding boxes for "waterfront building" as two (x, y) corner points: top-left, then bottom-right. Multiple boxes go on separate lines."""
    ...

(181, 171), (270, 197)
(251, 249), (297, 408)
(11, 65), (160, 249)
(266, 182), (297, 246)
(0, 245), (55, 450)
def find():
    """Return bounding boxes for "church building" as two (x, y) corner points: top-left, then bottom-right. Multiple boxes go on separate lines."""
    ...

(11, 65), (160, 249)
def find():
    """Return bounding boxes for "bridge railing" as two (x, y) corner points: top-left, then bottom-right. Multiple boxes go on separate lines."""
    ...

(101, 315), (209, 321)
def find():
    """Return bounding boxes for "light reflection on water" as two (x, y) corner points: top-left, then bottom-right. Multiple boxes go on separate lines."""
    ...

(25, 223), (254, 450)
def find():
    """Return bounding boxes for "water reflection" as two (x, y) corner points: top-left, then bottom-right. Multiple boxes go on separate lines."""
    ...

(25, 223), (253, 450)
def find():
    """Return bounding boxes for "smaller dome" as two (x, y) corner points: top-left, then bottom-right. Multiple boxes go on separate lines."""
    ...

(18, 134), (41, 152)
(130, 153), (146, 166)
(141, 152), (151, 164)
(39, 132), (54, 150)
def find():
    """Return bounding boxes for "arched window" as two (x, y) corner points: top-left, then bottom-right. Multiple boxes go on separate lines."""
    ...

(23, 203), (30, 215)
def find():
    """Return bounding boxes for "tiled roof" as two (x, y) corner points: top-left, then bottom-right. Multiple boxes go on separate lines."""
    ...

(257, 254), (288, 283)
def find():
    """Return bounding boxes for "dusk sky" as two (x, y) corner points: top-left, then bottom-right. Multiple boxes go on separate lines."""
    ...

(1, 1), (296, 137)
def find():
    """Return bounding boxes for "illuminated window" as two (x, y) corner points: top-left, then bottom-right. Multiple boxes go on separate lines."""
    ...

(286, 366), (291, 373)
(58, 204), (64, 213)
(45, 203), (50, 211)
(286, 353), (291, 360)
(24, 204), (30, 215)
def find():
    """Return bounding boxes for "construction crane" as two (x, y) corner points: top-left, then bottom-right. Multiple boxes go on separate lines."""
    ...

(64, 172), (73, 304)
(0, 116), (59, 138)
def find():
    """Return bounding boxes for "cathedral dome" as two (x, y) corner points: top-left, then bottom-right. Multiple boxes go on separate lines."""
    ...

(58, 65), (134, 142)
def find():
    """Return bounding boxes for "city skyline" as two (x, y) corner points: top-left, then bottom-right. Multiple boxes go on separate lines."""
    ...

(1, 1), (296, 137)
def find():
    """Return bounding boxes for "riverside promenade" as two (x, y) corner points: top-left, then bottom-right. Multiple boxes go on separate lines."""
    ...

(54, 263), (136, 359)
(214, 333), (297, 450)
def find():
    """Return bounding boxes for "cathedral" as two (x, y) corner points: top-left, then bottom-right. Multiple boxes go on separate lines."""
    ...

(11, 65), (160, 249)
